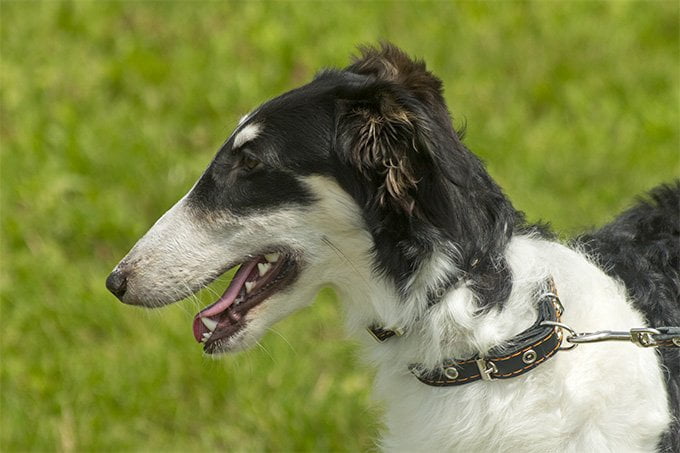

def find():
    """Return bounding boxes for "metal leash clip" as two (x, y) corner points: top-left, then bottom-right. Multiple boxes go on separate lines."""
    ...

(567, 327), (661, 347)
(540, 322), (680, 349)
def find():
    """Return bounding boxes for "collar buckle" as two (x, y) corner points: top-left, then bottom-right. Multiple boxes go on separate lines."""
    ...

(475, 358), (498, 381)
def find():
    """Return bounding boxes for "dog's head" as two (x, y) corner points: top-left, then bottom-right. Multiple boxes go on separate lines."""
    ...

(107, 44), (516, 354)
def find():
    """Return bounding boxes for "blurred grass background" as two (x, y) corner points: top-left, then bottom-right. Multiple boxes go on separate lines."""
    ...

(1, 1), (678, 451)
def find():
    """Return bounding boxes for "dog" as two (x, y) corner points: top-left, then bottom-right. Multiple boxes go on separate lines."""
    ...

(107, 44), (679, 452)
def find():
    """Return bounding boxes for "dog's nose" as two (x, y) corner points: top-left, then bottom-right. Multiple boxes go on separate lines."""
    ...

(106, 268), (128, 300)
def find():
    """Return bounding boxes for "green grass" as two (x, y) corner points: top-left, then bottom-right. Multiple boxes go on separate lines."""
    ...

(1, 1), (678, 451)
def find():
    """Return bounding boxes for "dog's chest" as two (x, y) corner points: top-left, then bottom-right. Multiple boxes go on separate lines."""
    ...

(375, 355), (666, 453)
(369, 242), (670, 452)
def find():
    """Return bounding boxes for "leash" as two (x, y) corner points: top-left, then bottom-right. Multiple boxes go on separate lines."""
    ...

(368, 278), (680, 387)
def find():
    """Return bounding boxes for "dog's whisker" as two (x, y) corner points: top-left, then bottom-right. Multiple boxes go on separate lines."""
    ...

(253, 339), (275, 364)
(201, 285), (222, 300)
(266, 327), (296, 354)
(176, 281), (204, 315)
(321, 236), (371, 288)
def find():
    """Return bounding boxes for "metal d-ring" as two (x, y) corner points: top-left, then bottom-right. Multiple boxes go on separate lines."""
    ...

(541, 320), (578, 350)
(541, 292), (564, 317)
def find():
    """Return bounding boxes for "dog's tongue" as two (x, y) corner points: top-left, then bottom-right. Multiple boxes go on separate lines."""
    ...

(191, 259), (259, 342)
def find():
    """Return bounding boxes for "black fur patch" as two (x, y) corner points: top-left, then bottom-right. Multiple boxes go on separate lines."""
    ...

(332, 44), (519, 306)
(187, 80), (341, 216)
(576, 182), (680, 453)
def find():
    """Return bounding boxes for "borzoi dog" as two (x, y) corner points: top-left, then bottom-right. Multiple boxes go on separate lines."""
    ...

(107, 44), (679, 452)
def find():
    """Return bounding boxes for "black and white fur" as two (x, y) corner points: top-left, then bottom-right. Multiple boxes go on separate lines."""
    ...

(107, 44), (679, 452)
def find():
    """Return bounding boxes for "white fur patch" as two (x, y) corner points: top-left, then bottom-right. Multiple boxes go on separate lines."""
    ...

(233, 123), (261, 149)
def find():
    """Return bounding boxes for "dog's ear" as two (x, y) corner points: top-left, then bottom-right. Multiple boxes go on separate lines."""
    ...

(345, 43), (445, 108)
(336, 44), (448, 216)
(338, 92), (423, 215)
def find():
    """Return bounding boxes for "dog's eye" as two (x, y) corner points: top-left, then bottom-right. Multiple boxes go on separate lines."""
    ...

(242, 155), (261, 171)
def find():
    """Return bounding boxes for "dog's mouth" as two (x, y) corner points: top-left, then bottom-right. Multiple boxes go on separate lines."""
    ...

(192, 252), (299, 353)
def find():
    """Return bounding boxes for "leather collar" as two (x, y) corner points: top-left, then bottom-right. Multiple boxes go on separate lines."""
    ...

(368, 279), (564, 387)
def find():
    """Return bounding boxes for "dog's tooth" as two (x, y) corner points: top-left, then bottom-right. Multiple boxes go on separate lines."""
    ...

(201, 317), (218, 332)
(257, 262), (271, 276)
(265, 253), (280, 263)
(201, 331), (213, 342)
(245, 281), (256, 294)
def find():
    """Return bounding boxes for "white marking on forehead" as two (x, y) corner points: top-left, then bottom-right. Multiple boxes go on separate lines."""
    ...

(233, 123), (262, 149)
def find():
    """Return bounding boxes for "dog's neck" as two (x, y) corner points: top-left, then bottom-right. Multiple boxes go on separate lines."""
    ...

(306, 175), (541, 368)
(332, 234), (548, 371)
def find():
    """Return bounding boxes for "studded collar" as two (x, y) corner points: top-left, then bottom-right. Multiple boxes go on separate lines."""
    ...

(368, 279), (564, 387)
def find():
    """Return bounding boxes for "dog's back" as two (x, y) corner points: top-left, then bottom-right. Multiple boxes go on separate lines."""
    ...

(578, 181), (680, 452)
